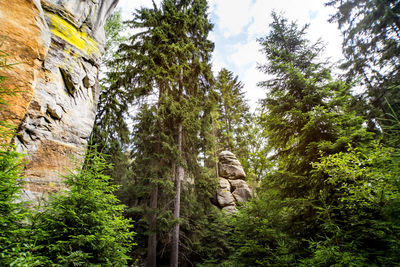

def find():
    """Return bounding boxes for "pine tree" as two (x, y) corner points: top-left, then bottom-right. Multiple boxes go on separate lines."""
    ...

(128, 104), (175, 265)
(326, 0), (400, 135)
(258, 12), (370, 196)
(31, 148), (134, 266)
(0, 148), (31, 266)
(89, 10), (135, 216)
(249, 11), (372, 259)
(116, 0), (214, 265)
(91, 10), (131, 151)
(214, 68), (251, 170)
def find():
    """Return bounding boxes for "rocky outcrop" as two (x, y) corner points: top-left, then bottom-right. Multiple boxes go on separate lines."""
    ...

(218, 150), (246, 179)
(0, 0), (118, 200)
(214, 151), (252, 213)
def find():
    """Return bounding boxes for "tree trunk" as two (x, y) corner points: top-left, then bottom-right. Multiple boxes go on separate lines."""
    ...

(147, 184), (158, 267)
(170, 122), (183, 267)
(213, 132), (219, 177)
(148, 86), (164, 267)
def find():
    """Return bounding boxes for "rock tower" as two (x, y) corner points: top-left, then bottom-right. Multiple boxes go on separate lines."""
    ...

(215, 151), (253, 213)
(0, 0), (118, 199)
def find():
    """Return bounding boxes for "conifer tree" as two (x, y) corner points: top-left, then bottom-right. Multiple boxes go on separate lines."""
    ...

(326, 0), (400, 135)
(115, 0), (214, 265)
(253, 11), (371, 256)
(89, 10), (135, 210)
(92, 10), (130, 152)
(91, 10), (131, 155)
(214, 68), (251, 168)
(258, 12), (370, 196)
(31, 149), (134, 266)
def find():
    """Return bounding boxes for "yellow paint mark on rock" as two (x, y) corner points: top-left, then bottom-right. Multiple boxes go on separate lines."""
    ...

(46, 12), (101, 58)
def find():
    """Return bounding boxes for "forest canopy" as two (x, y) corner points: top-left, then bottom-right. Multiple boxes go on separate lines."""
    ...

(1, 0), (399, 266)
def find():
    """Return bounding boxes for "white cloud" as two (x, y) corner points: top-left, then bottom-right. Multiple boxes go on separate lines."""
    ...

(212, 0), (253, 37)
(117, 0), (162, 20)
(209, 0), (344, 106)
(241, 65), (266, 109)
(230, 40), (262, 68)
(207, 0), (217, 14)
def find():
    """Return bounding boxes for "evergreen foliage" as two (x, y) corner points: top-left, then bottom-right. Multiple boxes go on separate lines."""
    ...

(243, 111), (271, 181)
(216, 12), (377, 265)
(0, 1), (396, 266)
(0, 148), (31, 266)
(89, 10), (135, 222)
(31, 148), (135, 266)
(91, 9), (131, 151)
(257, 12), (371, 200)
(214, 68), (251, 161)
(304, 144), (400, 266)
(326, 0), (400, 134)
(109, 0), (216, 265)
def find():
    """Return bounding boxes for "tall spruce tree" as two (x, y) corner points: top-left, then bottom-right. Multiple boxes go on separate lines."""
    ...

(326, 0), (400, 135)
(92, 10), (130, 150)
(258, 12), (370, 194)
(89, 10), (134, 205)
(214, 68), (251, 170)
(116, 0), (214, 265)
(254, 11), (371, 256)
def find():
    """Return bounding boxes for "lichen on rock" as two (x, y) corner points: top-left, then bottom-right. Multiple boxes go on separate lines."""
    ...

(46, 12), (101, 59)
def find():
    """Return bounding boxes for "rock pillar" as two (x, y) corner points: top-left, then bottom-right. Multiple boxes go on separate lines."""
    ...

(214, 151), (253, 213)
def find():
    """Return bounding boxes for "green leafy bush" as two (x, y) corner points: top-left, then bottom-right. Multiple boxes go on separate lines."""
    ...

(307, 144), (400, 265)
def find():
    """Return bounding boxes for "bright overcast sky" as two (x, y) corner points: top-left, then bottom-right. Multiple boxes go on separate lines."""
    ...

(117, 0), (343, 109)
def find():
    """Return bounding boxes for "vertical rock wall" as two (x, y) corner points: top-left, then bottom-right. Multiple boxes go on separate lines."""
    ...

(0, 0), (118, 200)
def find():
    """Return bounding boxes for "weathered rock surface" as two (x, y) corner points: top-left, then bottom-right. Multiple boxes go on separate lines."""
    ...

(222, 205), (237, 214)
(0, 0), (118, 200)
(230, 179), (252, 203)
(217, 178), (235, 207)
(218, 177), (231, 191)
(214, 151), (253, 213)
(232, 186), (252, 203)
(218, 151), (246, 180)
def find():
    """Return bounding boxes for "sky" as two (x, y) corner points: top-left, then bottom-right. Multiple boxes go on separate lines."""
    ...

(117, 0), (343, 109)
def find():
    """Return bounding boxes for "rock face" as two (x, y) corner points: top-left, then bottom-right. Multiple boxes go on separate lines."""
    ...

(215, 151), (252, 213)
(0, 0), (118, 200)
(218, 151), (246, 179)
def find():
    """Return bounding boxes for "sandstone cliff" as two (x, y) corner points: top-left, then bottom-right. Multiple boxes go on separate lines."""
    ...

(0, 0), (118, 200)
(214, 151), (253, 213)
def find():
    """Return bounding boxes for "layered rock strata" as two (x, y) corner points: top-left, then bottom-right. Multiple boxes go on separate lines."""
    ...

(215, 151), (252, 213)
(0, 0), (118, 200)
